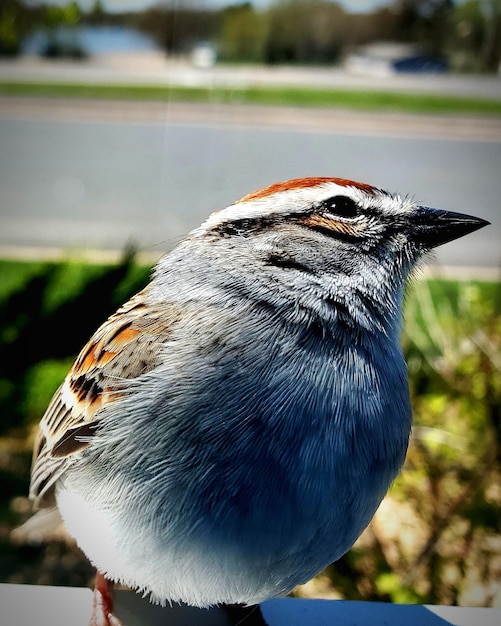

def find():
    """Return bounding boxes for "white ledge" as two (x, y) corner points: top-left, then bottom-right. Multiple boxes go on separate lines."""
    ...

(2, 583), (500, 626)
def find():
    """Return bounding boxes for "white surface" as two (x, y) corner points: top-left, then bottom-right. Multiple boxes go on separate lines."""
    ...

(2, 584), (501, 626)
(1, 583), (93, 626)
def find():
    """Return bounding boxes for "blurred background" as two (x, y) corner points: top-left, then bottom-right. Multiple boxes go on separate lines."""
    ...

(0, 0), (500, 613)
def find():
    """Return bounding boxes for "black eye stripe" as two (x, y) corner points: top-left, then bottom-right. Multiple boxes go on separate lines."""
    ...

(207, 196), (361, 239)
(320, 196), (359, 219)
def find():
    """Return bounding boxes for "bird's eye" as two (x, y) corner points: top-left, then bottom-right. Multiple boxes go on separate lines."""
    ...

(321, 196), (359, 219)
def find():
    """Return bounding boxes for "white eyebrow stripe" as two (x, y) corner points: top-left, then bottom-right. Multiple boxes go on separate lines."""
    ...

(198, 181), (370, 233)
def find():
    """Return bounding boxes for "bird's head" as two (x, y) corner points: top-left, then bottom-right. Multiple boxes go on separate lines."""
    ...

(200, 176), (488, 271)
(182, 177), (489, 333)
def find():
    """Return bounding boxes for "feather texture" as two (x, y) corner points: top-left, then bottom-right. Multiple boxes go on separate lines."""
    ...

(30, 289), (181, 507)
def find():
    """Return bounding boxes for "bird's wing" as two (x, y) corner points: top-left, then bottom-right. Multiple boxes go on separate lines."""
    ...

(29, 289), (182, 508)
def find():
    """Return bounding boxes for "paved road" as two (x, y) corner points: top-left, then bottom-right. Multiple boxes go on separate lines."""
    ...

(0, 96), (499, 271)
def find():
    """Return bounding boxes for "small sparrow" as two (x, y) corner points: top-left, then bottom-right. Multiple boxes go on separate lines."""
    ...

(29, 177), (488, 624)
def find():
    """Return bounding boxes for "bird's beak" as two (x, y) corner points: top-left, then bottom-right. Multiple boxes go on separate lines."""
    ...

(409, 206), (490, 248)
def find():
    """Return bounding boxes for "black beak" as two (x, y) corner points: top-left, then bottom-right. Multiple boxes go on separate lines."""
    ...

(410, 206), (490, 248)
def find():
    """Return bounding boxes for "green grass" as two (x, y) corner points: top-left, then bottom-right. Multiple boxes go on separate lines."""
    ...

(0, 259), (46, 300)
(0, 257), (151, 304)
(1, 80), (501, 115)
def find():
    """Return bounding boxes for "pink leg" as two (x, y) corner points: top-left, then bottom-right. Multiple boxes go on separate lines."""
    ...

(89, 570), (123, 626)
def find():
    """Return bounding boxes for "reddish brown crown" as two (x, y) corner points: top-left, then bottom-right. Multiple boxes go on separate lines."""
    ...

(237, 177), (377, 204)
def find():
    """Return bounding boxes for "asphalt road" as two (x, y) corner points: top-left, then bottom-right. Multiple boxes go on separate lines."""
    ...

(0, 96), (499, 271)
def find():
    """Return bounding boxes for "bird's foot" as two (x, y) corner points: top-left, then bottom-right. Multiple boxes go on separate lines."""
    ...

(89, 570), (123, 626)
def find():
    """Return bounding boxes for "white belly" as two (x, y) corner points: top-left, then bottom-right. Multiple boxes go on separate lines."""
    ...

(56, 486), (285, 607)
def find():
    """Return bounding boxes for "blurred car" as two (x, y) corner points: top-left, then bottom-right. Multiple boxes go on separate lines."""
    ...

(191, 42), (217, 69)
(393, 54), (448, 73)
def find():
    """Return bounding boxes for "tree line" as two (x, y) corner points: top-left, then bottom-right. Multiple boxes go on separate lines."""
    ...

(0, 0), (500, 72)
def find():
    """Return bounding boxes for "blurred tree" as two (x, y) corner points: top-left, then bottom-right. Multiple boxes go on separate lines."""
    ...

(481, 0), (501, 71)
(264, 0), (347, 65)
(41, 1), (86, 59)
(345, 6), (400, 49)
(450, 0), (501, 72)
(393, 0), (454, 56)
(135, 3), (220, 55)
(0, 0), (38, 56)
(96, 0), (497, 69)
(87, 0), (106, 25)
(43, 1), (81, 32)
(453, 0), (489, 70)
(219, 3), (267, 62)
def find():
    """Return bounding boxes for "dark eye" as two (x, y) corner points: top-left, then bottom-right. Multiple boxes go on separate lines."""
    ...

(321, 196), (359, 219)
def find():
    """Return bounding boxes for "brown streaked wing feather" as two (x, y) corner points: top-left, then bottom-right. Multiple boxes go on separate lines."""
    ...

(30, 291), (182, 508)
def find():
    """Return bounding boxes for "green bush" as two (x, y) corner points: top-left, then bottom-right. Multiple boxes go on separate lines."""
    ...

(0, 255), (150, 437)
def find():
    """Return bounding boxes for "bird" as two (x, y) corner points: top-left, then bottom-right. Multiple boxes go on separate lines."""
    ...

(28, 177), (489, 625)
